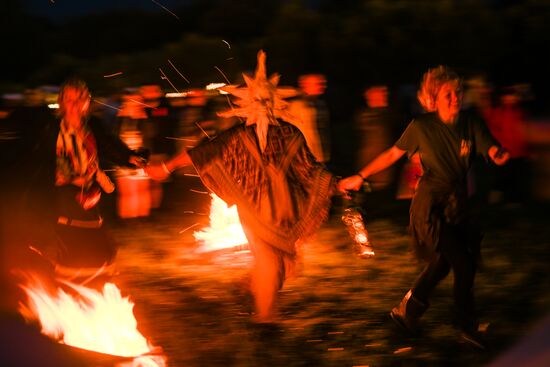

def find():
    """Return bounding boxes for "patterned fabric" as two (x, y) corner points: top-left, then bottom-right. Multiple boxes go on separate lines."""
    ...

(188, 121), (334, 255)
(56, 121), (98, 187)
(56, 120), (114, 208)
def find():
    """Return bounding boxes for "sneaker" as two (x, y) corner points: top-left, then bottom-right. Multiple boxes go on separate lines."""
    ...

(390, 308), (418, 334)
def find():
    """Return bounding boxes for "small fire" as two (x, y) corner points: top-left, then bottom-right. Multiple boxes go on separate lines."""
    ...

(20, 277), (166, 367)
(193, 193), (248, 252)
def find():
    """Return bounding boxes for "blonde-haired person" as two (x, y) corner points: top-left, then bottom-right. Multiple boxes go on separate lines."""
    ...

(338, 66), (509, 349)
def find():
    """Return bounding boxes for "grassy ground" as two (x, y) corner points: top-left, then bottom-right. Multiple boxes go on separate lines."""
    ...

(107, 187), (550, 367)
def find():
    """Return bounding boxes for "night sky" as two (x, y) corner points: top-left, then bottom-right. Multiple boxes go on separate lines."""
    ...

(7, 0), (548, 111)
(22, 0), (192, 21)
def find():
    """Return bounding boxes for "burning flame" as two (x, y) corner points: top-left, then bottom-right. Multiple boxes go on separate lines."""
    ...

(20, 278), (166, 367)
(193, 193), (248, 252)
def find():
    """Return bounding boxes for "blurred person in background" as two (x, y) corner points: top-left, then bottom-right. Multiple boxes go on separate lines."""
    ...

(113, 88), (153, 220)
(21, 78), (145, 283)
(147, 51), (335, 324)
(461, 75), (495, 208)
(140, 84), (175, 212)
(172, 89), (210, 164)
(485, 86), (531, 205)
(338, 66), (509, 349)
(288, 73), (331, 164)
(463, 75), (493, 123)
(116, 88), (148, 142)
(353, 85), (401, 197)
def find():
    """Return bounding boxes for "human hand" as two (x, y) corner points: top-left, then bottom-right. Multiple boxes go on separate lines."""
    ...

(145, 162), (171, 181)
(337, 175), (364, 198)
(129, 155), (147, 168)
(489, 146), (510, 166)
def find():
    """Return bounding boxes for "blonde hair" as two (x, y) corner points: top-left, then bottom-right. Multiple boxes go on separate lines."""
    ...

(417, 66), (461, 112)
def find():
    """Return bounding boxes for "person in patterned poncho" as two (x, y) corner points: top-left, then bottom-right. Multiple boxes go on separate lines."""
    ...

(147, 51), (335, 323)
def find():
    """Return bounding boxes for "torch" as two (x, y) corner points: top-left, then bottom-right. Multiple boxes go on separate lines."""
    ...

(341, 181), (375, 258)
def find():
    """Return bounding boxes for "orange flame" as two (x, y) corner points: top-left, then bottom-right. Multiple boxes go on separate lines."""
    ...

(20, 278), (166, 367)
(193, 193), (248, 252)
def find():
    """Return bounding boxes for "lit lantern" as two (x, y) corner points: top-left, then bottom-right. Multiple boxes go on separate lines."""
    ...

(341, 183), (375, 258)
(116, 168), (151, 219)
(342, 207), (374, 258)
(116, 131), (151, 219)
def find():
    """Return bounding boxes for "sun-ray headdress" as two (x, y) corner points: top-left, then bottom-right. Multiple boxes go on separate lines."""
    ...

(217, 50), (300, 152)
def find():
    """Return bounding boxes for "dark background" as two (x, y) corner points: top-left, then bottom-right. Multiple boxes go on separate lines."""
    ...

(3, 0), (549, 116)
(1, 0), (549, 181)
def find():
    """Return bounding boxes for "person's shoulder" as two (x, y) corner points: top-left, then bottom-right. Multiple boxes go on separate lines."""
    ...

(213, 121), (246, 141)
(414, 112), (437, 122)
(408, 112), (436, 129)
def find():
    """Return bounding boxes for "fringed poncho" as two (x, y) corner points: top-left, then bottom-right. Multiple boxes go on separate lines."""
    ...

(188, 121), (334, 255)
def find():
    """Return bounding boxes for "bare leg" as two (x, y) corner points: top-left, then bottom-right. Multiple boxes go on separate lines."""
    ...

(250, 241), (284, 323)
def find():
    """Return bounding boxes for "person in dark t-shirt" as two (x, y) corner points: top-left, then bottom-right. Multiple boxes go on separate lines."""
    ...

(338, 66), (509, 349)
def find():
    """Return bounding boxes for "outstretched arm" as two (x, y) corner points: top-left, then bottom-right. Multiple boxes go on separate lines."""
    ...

(338, 145), (406, 193)
(165, 149), (192, 172)
(146, 149), (193, 180)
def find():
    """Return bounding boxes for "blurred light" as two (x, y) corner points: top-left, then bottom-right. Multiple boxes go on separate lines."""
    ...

(48, 103), (59, 109)
(206, 83), (228, 94)
(165, 92), (187, 98)
(2, 93), (24, 101)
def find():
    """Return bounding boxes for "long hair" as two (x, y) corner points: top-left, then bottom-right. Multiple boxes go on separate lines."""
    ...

(417, 66), (461, 112)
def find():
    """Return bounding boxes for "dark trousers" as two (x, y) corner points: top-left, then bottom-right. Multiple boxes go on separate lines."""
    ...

(411, 223), (478, 330)
(55, 224), (117, 268)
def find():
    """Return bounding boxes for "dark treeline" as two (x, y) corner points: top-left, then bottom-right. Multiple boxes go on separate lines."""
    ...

(2, 0), (549, 116)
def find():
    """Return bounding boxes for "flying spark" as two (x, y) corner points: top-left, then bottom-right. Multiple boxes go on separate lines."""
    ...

(103, 72), (123, 78)
(167, 59), (190, 84)
(195, 121), (211, 140)
(127, 98), (157, 109)
(179, 223), (200, 234)
(212, 65), (238, 112)
(213, 65), (239, 113)
(222, 40), (231, 49)
(190, 189), (209, 195)
(214, 66), (231, 84)
(92, 99), (121, 111)
(150, 0), (180, 20)
(158, 67), (180, 93)
(165, 137), (198, 142)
